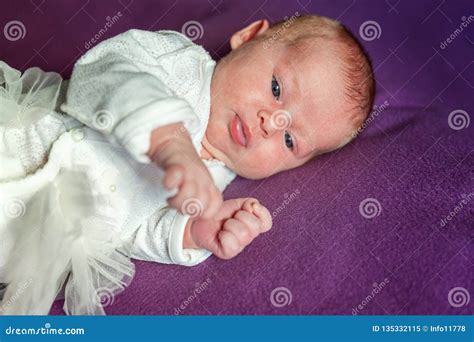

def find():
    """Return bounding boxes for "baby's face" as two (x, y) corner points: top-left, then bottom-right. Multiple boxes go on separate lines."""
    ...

(203, 34), (355, 179)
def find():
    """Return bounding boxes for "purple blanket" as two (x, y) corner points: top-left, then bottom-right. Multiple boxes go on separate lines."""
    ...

(1, 0), (472, 315)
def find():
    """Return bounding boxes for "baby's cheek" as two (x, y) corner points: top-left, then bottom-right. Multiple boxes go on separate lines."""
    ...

(264, 143), (288, 164)
(230, 141), (285, 178)
(246, 153), (282, 178)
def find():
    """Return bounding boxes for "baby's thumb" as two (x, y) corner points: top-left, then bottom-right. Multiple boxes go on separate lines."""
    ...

(242, 198), (259, 213)
(252, 202), (272, 232)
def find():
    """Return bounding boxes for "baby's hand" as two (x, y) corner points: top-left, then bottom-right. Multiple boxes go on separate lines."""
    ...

(184, 198), (273, 259)
(148, 123), (223, 219)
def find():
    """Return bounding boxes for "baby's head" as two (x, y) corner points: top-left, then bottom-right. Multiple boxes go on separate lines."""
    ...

(202, 14), (375, 179)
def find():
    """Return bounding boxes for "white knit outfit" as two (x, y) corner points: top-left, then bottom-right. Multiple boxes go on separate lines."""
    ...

(0, 30), (236, 315)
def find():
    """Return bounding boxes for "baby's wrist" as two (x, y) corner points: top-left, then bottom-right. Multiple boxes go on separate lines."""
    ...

(183, 218), (199, 249)
(147, 122), (192, 162)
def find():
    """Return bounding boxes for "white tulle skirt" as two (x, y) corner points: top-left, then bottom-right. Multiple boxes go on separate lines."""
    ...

(0, 61), (135, 315)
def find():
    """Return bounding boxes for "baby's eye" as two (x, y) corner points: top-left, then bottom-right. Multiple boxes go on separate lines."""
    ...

(271, 75), (281, 100)
(284, 131), (294, 150)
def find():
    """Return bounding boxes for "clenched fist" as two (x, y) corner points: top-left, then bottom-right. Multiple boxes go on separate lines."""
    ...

(148, 122), (223, 219)
(183, 198), (272, 259)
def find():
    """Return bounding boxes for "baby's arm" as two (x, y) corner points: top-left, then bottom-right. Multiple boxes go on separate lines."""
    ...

(127, 197), (272, 265)
(62, 29), (223, 218)
(61, 29), (202, 163)
(126, 206), (211, 266)
(183, 198), (272, 259)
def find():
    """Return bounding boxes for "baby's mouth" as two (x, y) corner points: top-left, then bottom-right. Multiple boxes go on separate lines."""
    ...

(230, 114), (248, 147)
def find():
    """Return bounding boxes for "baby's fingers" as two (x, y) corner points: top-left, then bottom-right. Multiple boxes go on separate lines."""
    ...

(168, 180), (201, 214)
(233, 210), (261, 236)
(242, 199), (272, 232)
(217, 216), (262, 260)
(242, 198), (259, 213)
(251, 203), (272, 232)
(215, 218), (251, 259)
(216, 229), (241, 260)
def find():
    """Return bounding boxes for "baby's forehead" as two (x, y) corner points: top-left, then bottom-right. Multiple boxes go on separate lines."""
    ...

(285, 38), (341, 65)
(276, 42), (344, 101)
(274, 42), (357, 147)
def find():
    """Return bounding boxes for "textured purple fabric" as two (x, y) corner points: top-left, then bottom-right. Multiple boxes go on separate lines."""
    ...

(1, 0), (472, 315)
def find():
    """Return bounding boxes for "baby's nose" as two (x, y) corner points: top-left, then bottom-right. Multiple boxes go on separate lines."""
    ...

(258, 109), (291, 138)
(258, 110), (278, 138)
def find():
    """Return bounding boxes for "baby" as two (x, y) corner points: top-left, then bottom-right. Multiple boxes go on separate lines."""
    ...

(156, 15), (374, 256)
(0, 15), (374, 314)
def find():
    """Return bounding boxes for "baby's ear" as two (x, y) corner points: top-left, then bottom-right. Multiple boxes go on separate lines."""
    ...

(230, 19), (270, 50)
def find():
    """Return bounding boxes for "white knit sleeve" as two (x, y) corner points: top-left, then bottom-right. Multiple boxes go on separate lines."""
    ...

(60, 29), (201, 162)
(128, 207), (212, 266)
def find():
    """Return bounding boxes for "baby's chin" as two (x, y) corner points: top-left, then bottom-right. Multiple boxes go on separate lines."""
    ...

(228, 163), (275, 180)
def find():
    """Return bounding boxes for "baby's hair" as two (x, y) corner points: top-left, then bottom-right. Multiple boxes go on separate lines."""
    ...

(260, 14), (375, 148)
